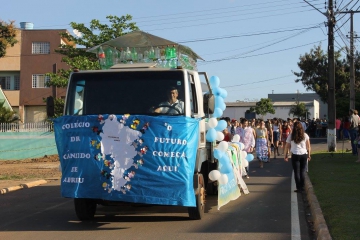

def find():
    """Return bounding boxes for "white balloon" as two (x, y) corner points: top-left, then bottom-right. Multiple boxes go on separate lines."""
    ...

(216, 131), (224, 141)
(209, 170), (221, 181)
(208, 118), (218, 128)
(218, 174), (228, 185)
(238, 142), (245, 151)
(232, 134), (240, 142)
(205, 122), (210, 130)
(242, 158), (249, 168)
(241, 151), (248, 159)
(218, 141), (228, 152)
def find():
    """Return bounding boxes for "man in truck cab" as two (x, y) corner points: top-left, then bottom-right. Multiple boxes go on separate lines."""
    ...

(153, 86), (184, 115)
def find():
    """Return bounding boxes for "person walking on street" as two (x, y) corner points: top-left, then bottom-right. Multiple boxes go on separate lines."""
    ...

(265, 121), (273, 161)
(237, 118), (255, 177)
(281, 121), (292, 155)
(343, 116), (351, 140)
(284, 121), (311, 193)
(272, 118), (282, 158)
(349, 109), (359, 156)
(255, 119), (269, 168)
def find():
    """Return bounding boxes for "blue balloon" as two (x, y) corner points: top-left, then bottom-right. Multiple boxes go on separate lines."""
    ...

(219, 154), (232, 173)
(212, 87), (222, 97)
(209, 76), (220, 88)
(215, 119), (227, 131)
(213, 149), (224, 159)
(206, 128), (217, 142)
(215, 97), (226, 111)
(212, 107), (223, 118)
(220, 88), (228, 99)
(246, 153), (254, 162)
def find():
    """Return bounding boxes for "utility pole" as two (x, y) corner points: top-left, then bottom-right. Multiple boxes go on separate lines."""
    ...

(337, 10), (360, 110)
(349, 11), (355, 110)
(327, 0), (336, 152)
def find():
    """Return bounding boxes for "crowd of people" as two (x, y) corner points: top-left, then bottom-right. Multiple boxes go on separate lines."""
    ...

(219, 116), (310, 193)
(218, 110), (360, 190)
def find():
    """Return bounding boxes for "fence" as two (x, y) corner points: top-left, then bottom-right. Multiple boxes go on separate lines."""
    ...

(0, 122), (57, 160)
(0, 122), (53, 132)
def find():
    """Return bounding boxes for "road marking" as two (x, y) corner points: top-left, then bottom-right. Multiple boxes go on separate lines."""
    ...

(291, 172), (301, 240)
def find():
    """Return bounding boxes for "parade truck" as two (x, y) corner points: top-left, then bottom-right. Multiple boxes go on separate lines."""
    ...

(47, 31), (220, 220)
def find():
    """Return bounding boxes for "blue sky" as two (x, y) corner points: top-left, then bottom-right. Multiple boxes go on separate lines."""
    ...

(1, 0), (359, 102)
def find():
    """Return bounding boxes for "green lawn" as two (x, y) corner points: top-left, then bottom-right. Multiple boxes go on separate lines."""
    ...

(308, 151), (360, 240)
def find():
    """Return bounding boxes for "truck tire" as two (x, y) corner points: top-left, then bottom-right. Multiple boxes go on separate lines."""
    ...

(188, 185), (205, 220)
(74, 198), (97, 220)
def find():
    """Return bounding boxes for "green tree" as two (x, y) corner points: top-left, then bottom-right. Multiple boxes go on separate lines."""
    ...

(45, 15), (139, 116)
(293, 44), (360, 116)
(288, 101), (311, 119)
(46, 15), (139, 88)
(249, 98), (275, 119)
(0, 100), (19, 123)
(0, 20), (18, 58)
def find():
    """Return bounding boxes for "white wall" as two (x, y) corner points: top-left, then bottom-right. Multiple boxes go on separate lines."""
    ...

(223, 100), (319, 120)
(25, 106), (47, 122)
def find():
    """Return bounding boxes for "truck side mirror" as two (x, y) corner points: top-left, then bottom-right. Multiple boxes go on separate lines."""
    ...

(203, 93), (215, 114)
(46, 96), (55, 117)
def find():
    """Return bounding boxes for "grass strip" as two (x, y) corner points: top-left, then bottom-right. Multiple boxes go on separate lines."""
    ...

(308, 151), (360, 240)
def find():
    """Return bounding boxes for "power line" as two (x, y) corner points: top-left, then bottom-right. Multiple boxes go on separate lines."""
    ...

(138, 2), (323, 27)
(133, 0), (319, 20)
(209, 26), (319, 61)
(143, 9), (319, 32)
(31, 0), (321, 29)
(199, 39), (326, 65)
(178, 25), (321, 44)
(222, 74), (293, 88)
(303, 0), (326, 15)
(200, 23), (324, 57)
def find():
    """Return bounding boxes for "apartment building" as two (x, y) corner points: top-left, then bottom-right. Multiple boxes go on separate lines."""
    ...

(0, 22), (73, 122)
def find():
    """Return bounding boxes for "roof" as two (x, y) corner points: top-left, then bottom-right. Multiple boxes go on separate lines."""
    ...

(226, 102), (257, 107)
(2, 90), (19, 106)
(0, 87), (14, 111)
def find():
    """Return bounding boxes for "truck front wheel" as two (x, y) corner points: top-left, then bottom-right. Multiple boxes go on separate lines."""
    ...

(188, 174), (205, 220)
(74, 198), (97, 220)
(188, 186), (205, 220)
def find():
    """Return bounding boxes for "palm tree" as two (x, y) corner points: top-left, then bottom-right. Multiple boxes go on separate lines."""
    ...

(0, 100), (19, 123)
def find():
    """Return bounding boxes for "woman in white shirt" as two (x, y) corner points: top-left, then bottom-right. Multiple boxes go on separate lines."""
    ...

(284, 121), (311, 193)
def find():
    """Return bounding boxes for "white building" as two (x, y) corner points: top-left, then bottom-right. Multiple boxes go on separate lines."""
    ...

(223, 100), (319, 120)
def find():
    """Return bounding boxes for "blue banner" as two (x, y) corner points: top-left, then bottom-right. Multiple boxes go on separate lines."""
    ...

(54, 114), (200, 207)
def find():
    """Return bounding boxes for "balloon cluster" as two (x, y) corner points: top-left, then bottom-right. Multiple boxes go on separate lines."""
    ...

(208, 142), (232, 185)
(205, 76), (255, 185)
(205, 76), (227, 143)
(209, 76), (227, 118)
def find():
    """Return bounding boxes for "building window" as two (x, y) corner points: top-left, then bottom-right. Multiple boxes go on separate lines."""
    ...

(32, 42), (50, 54)
(0, 76), (11, 90)
(14, 76), (20, 90)
(32, 74), (50, 88)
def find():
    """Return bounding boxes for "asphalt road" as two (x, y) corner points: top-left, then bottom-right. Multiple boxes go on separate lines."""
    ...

(0, 138), (344, 240)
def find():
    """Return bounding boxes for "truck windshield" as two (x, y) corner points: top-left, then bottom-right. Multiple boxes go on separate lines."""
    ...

(65, 70), (185, 116)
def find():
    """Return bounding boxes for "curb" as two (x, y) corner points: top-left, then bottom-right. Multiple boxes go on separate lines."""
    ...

(305, 174), (332, 240)
(0, 179), (48, 195)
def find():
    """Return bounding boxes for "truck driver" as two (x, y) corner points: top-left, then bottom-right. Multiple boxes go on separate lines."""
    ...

(153, 86), (184, 115)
